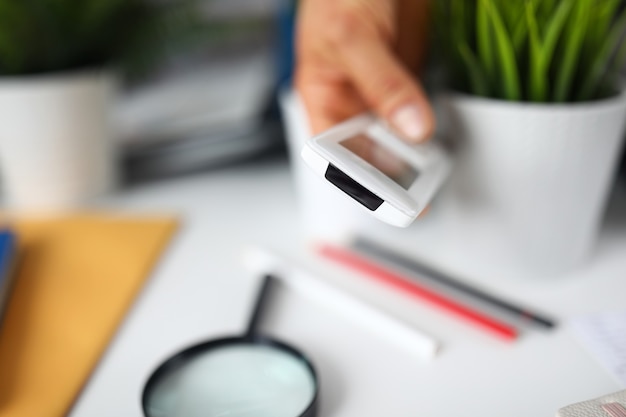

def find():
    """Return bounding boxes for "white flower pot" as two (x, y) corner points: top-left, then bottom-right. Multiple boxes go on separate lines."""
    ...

(0, 70), (118, 213)
(439, 90), (626, 274)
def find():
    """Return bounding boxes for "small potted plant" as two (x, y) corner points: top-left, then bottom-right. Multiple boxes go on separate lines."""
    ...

(434, 0), (626, 273)
(0, 0), (194, 212)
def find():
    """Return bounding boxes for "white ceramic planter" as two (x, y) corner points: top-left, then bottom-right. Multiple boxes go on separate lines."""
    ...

(439, 90), (626, 274)
(0, 70), (118, 213)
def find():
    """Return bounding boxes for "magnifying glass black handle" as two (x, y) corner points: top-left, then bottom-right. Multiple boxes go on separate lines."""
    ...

(246, 274), (274, 339)
(142, 273), (320, 417)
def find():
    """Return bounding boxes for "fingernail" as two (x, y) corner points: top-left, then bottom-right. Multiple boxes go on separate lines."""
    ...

(391, 104), (426, 142)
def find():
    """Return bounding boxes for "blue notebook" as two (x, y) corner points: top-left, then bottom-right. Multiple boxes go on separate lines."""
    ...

(0, 230), (17, 327)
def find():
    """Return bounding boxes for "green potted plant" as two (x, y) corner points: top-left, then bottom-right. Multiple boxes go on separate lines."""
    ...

(434, 0), (626, 274)
(0, 0), (194, 212)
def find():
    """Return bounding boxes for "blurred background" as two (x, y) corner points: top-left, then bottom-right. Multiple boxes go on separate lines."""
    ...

(0, 0), (625, 273)
(0, 0), (296, 194)
(1, 2), (626, 416)
(0, 0), (624, 199)
(115, 0), (292, 181)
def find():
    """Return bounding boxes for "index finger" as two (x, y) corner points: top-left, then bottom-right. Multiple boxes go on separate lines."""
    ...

(335, 28), (435, 142)
(295, 71), (366, 135)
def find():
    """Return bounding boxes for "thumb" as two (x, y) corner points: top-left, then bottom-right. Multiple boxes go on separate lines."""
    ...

(337, 31), (435, 143)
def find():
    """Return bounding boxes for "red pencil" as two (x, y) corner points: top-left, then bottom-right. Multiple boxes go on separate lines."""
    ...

(317, 244), (518, 341)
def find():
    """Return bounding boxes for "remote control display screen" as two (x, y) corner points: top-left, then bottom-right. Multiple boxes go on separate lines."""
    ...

(340, 134), (418, 189)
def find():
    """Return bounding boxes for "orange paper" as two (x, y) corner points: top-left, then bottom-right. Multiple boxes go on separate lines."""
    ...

(0, 215), (177, 417)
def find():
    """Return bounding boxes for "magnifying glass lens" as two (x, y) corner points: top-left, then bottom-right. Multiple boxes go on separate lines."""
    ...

(145, 344), (316, 417)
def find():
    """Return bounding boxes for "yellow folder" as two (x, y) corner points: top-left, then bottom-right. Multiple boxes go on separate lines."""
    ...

(0, 215), (178, 417)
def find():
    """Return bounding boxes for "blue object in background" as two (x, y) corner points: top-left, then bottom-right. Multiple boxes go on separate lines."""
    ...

(0, 229), (18, 327)
(276, 0), (296, 89)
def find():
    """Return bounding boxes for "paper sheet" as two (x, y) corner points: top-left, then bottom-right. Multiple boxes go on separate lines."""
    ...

(570, 311), (626, 387)
(0, 215), (177, 417)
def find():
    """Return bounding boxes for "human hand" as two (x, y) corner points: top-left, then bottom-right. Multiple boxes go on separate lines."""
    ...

(295, 0), (434, 142)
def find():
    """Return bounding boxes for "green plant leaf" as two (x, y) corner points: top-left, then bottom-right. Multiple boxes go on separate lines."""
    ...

(611, 17), (626, 81)
(576, 0), (619, 89)
(81, 0), (127, 30)
(458, 41), (490, 96)
(535, 0), (573, 101)
(526, 1), (545, 101)
(450, 0), (468, 87)
(0, 1), (30, 73)
(497, 0), (522, 32)
(525, 0), (572, 102)
(577, 6), (626, 101)
(0, 0), (221, 76)
(512, 12), (529, 53)
(450, 0), (466, 42)
(586, 0), (621, 49)
(553, 0), (591, 102)
(434, 0), (622, 102)
(484, 0), (521, 100)
(477, 0), (495, 80)
(541, 0), (573, 62)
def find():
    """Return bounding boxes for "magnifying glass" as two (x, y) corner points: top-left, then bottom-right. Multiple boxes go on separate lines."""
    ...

(141, 275), (319, 417)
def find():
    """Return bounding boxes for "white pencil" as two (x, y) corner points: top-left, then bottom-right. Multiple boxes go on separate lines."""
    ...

(243, 246), (440, 360)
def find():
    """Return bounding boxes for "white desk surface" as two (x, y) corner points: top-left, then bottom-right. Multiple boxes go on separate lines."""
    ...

(70, 156), (626, 417)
